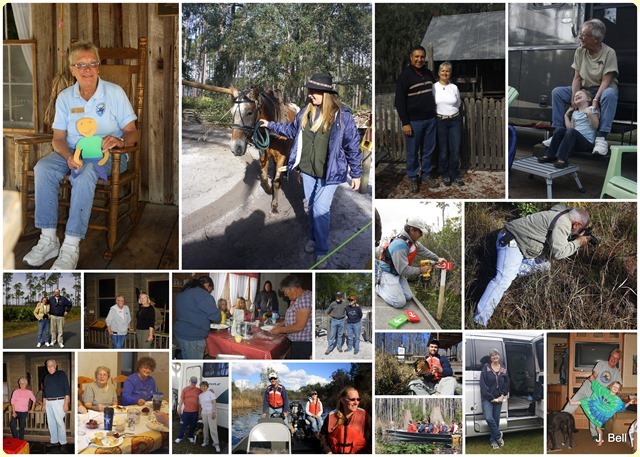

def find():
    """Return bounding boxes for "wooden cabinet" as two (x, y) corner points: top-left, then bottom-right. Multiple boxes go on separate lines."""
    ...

(547, 384), (567, 413)
(567, 333), (624, 429)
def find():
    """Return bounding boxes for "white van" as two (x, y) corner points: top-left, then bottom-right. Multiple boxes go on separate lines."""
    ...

(465, 332), (544, 437)
(171, 361), (229, 429)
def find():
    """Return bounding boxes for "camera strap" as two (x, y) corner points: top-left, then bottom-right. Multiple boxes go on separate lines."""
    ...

(544, 208), (572, 258)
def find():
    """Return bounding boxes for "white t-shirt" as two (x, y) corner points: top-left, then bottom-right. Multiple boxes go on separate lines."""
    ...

(434, 82), (461, 116)
(199, 390), (217, 414)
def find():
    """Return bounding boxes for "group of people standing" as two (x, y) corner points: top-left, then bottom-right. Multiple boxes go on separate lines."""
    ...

(175, 376), (221, 452)
(104, 292), (158, 349)
(33, 289), (72, 348)
(325, 292), (364, 355)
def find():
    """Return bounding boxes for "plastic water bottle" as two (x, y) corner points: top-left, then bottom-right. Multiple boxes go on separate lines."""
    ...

(272, 311), (279, 325)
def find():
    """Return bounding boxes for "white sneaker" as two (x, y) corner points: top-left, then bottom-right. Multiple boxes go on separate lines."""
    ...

(542, 137), (552, 147)
(45, 342), (50, 347)
(304, 240), (316, 254)
(215, 444), (221, 452)
(59, 343), (64, 348)
(592, 137), (608, 155)
(37, 343), (42, 348)
(188, 437), (195, 444)
(201, 442), (209, 447)
(174, 438), (181, 443)
(23, 235), (60, 266)
(51, 244), (80, 270)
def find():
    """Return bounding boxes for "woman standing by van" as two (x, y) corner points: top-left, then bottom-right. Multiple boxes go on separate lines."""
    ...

(480, 349), (509, 449)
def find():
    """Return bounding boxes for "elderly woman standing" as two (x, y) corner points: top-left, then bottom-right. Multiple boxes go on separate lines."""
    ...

(136, 292), (155, 349)
(82, 366), (118, 411)
(480, 349), (510, 450)
(33, 296), (51, 348)
(105, 294), (132, 349)
(435, 62), (464, 186)
(547, 19), (618, 155)
(259, 72), (362, 266)
(10, 377), (36, 440)
(22, 40), (138, 270)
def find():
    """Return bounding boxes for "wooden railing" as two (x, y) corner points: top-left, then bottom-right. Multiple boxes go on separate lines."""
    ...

(2, 409), (74, 442)
(375, 94), (505, 170)
(85, 328), (170, 349)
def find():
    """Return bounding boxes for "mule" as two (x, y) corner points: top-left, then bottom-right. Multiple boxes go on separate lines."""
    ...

(230, 87), (299, 212)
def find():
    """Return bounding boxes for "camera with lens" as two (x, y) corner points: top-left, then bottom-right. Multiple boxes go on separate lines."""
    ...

(583, 227), (598, 246)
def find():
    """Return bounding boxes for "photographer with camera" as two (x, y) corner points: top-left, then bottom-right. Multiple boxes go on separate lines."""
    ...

(474, 205), (592, 326)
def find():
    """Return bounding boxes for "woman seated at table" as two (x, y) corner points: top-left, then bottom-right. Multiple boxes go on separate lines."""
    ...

(217, 298), (229, 324)
(122, 357), (157, 406)
(83, 366), (118, 411)
(272, 275), (312, 359)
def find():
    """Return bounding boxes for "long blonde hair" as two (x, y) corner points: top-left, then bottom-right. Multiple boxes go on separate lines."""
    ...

(301, 92), (342, 133)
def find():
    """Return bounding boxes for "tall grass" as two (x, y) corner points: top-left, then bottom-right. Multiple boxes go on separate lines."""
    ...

(375, 351), (417, 395)
(465, 202), (637, 329)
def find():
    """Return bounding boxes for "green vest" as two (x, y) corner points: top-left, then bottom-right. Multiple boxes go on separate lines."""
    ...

(299, 117), (332, 178)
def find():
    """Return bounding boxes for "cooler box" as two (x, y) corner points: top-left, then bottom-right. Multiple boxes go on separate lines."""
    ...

(3, 437), (29, 454)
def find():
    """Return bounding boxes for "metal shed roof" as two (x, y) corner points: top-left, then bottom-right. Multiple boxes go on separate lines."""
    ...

(421, 11), (505, 61)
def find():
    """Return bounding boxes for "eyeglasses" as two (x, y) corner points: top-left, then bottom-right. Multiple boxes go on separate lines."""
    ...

(72, 62), (100, 70)
(579, 33), (593, 38)
(346, 397), (360, 402)
(281, 288), (292, 294)
(269, 377), (278, 381)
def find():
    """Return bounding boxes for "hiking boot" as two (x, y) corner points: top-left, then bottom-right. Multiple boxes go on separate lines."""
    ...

(51, 244), (79, 270)
(454, 179), (465, 187)
(337, 347), (343, 352)
(409, 179), (419, 193)
(443, 177), (452, 186)
(542, 137), (552, 147)
(592, 137), (608, 155)
(304, 240), (316, 254)
(23, 235), (60, 266)
(425, 177), (439, 189)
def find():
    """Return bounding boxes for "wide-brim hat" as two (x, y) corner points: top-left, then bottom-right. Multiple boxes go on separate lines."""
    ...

(304, 72), (338, 94)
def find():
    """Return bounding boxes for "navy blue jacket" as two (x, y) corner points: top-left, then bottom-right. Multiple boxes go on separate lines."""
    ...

(49, 295), (72, 317)
(480, 363), (510, 401)
(346, 305), (363, 324)
(174, 287), (220, 341)
(267, 105), (363, 185)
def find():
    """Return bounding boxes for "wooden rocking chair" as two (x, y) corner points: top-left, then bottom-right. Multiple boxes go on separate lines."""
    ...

(15, 37), (147, 259)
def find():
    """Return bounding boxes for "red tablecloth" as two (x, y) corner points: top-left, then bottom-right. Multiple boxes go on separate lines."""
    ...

(206, 326), (291, 359)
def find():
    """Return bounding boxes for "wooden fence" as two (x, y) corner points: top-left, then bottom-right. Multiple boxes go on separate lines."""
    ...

(2, 409), (73, 442)
(85, 328), (170, 349)
(375, 94), (505, 171)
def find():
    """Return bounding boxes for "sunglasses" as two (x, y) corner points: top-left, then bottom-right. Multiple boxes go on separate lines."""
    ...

(346, 397), (360, 402)
(269, 377), (278, 381)
(72, 62), (100, 70)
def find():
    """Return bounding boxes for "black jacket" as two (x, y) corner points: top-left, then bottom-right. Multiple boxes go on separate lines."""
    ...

(394, 65), (437, 125)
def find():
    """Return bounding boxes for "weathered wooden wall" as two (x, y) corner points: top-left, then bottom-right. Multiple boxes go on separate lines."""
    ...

(375, 94), (505, 171)
(4, 3), (179, 205)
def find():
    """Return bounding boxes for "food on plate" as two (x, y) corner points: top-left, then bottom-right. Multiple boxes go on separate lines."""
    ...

(86, 419), (99, 429)
(141, 407), (150, 415)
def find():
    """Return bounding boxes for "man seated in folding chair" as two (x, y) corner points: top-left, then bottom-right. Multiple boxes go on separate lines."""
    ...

(24, 41), (138, 270)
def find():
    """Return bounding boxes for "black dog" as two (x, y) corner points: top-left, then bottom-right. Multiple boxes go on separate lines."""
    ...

(547, 412), (577, 450)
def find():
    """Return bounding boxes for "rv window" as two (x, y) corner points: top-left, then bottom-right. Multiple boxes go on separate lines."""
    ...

(469, 339), (503, 371)
(532, 3), (564, 10)
(203, 363), (229, 377)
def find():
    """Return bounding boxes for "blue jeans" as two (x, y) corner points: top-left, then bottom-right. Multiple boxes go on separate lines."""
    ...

(111, 334), (126, 348)
(551, 86), (618, 135)
(175, 336), (206, 360)
(481, 399), (503, 445)
(346, 321), (361, 352)
(437, 114), (462, 180)
(327, 318), (346, 352)
(307, 414), (324, 433)
(545, 127), (594, 161)
(177, 410), (199, 439)
(268, 406), (290, 427)
(301, 173), (339, 256)
(10, 411), (28, 439)
(34, 151), (127, 238)
(405, 118), (437, 180)
(37, 319), (51, 344)
(376, 262), (413, 308)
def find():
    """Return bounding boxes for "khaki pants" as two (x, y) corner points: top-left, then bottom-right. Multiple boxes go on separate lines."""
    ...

(50, 315), (65, 345)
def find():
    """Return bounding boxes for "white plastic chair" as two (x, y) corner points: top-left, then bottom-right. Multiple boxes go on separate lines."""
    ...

(247, 421), (291, 453)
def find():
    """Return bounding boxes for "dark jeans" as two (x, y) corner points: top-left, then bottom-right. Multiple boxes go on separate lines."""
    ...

(289, 341), (312, 359)
(178, 411), (199, 439)
(481, 399), (503, 445)
(406, 118), (437, 180)
(545, 127), (594, 161)
(437, 114), (462, 180)
(10, 411), (28, 439)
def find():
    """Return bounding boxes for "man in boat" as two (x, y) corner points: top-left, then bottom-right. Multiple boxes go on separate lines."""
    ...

(407, 420), (418, 432)
(419, 338), (457, 395)
(261, 372), (290, 428)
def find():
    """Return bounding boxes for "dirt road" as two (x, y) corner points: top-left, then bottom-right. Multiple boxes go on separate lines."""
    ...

(182, 124), (373, 269)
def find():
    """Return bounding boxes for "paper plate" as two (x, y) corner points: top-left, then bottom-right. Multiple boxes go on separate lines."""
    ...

(210, 323), (230, 330)
(88, 431), (124, 448)
(261, 325), (275, 332)
(147, 419), (169, 432)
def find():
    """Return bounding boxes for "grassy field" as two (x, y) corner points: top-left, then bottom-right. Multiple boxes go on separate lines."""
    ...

(465, 430), (544, 454)
(3, 307), (81, 339)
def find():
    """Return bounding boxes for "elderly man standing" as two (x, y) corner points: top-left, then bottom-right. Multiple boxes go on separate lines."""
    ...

(395, 45), (439, 192)
(325, 292), (348, 355)
(49, 289), (72, 348)
(474, 205), (592, 326)
(105, 294), (132, 349)
(175, 376), (202, 444)
(376, 217), (447, 308)
(545, 19), (618, 155)
(42, 359), (70, 453)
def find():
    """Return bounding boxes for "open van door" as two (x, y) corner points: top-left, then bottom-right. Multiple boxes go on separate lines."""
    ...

(533, 335), (545, 420)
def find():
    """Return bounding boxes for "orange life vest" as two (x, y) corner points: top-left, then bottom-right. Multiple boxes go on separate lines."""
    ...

(267, 385), (284, 408)
(308, 399), (322, 416)
(327, 408), (367, 454)
(425, 355), (443, 381)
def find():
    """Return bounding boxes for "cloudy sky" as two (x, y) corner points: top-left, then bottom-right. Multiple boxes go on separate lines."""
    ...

(232, 362), (356, 391)
(376, 200), (462, 239)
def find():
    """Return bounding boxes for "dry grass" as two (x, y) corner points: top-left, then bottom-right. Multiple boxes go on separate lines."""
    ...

(465, 202), (637, 329)
(375, 351), (419, 395)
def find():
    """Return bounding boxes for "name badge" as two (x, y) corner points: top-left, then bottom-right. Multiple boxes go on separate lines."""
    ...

(71, 107), (85, 114)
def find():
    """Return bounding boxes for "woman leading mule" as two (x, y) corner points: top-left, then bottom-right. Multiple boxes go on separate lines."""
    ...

(259, 72), (362, 266)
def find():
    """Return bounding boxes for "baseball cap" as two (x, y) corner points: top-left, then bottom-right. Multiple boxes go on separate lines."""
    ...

(336, 292), (343, 296)
(406, 217), (428, 234)
(269, 372), (278, 379)
(190, 376), (198, 383)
